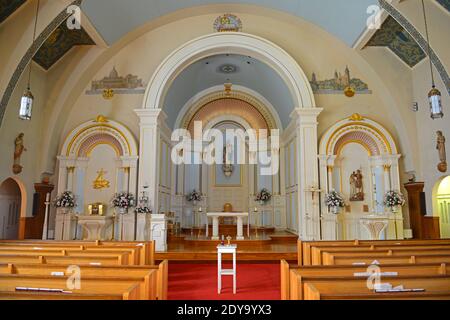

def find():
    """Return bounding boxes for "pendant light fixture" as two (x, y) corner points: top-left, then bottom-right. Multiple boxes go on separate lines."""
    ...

(19, 0), (40, 120)
(421, 0), (443, 119)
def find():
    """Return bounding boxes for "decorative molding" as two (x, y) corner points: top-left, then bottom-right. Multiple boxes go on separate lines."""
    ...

(0, 0), (83, 126)
(379, 0), (449, 94)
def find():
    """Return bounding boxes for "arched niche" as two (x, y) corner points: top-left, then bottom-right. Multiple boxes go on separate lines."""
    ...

(0, 177), (25, 240)
(319, 114), (403, 240)
(432, 175), (450, 239)
(57, 116), (139, 215)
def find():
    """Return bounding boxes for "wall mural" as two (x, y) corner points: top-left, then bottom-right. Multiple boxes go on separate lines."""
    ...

(213, 14), (242, 32)
(85, 67), (146, 99)
(0, 0), (26, 24)
(33, 20), (95, 70)
(310, 66), (372, 95)
(437, 0), (450, 12)
(365, 16), (426, 68)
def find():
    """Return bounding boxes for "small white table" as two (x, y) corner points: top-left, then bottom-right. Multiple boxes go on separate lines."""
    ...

(217, 244), (237, 295)
(360, 215), (389, 240)
(207, 212), (249, 240)
(77, 215), (113, 241)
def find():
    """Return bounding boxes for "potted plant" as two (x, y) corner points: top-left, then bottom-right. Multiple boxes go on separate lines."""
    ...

(54, 191), (76, 214)
(186, 190), (202, 206)
(111, 192), (135, 214)
(255, 188), (272, 206)
(384, 190), (406, 213)
(325, 190), (345, 214)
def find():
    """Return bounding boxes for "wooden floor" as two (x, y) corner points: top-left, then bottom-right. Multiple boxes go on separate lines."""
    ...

(155, 228), (298, 262)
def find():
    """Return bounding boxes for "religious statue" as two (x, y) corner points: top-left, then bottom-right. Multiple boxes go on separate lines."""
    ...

(350, 170), (364, 201)
(93, 169), (110, 190)
(437, 131), (447, 173)
(13, 133), (26, 175)
(222, 143), (234, 177)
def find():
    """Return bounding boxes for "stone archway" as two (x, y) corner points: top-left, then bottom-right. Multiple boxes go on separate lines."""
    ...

(0, 178), (25, 240)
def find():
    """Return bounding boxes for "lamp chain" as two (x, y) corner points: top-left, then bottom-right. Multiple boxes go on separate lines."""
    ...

(27, 0), (41, 89)
(421, 0), (435, 88)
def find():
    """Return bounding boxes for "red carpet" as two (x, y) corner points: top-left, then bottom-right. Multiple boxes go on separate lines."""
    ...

(168, 263), (280, 300)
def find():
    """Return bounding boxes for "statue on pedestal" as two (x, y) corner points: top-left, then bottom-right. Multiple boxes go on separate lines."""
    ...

(350, 170), (364, 201)
(13, 133), (26, 175)
(437, 131), (447, 173)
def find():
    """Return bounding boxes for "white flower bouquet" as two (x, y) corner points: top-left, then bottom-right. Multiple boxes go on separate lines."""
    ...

(384, 190), (406, 209)
(111, 192), (135, 210)
(325, 190), (345, 210)
(54, 191), (76, 208)
(255, 188), (272, 204)
(186, 190), (202, 203)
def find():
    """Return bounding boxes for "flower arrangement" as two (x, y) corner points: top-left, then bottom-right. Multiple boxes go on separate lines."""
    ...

(384, 191), (406, 210)
(255, 188), (272, 205)
(54, 191), (76, 209)
(325, 190), (345, 210)
(135, 192), (152, 214)
(186, 190), (202, 203)
(111, 192), (135, 210)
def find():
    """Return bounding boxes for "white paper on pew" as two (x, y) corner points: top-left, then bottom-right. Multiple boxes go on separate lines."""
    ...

(51, 272), (65, 277)
(352, 262), (366, 266)
(136, 243), (144, 247)
(371, 260), (380, 265)
(33, 247), (43, 250)
(374, 283), (392, 291)
(89, 262), (102, 266)
(354, 272), (398, 277)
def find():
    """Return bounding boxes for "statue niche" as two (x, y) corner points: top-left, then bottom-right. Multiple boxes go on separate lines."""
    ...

(350, 170), (364, 202)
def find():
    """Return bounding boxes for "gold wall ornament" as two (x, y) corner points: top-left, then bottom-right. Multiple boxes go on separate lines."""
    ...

(344, 86), (356, 98)
(88, 203), (106, 216)
(224, 83), (233, 96)
(93, 169), (110, 190)
(349, 113), (364, 121)
(13, 133), (26, 175)
(102, 89), (114, 100)
(95, 115), (108, 123)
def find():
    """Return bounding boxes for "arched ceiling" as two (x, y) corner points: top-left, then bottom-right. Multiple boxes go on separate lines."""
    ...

(80, 0), (379, 46)
(164, 54), (294, 129)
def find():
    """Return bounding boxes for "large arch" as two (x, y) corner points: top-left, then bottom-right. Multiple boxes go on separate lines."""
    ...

(142, 32), (316, 111)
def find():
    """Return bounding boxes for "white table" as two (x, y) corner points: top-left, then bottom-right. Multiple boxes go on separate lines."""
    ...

(217, 244), (237, 295)
(77, 215), (113, 241)
(207, 212), (249, 240)
(360, 215), (389, 240)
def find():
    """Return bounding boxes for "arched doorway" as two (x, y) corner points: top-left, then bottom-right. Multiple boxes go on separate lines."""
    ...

(0, 178), (22, 239)
(434, 176), (450, 239)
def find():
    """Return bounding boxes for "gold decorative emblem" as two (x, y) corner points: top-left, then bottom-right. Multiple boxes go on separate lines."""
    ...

(102, 89), (114, 100)
(93, 169), (110, 190)
(344, 86), (356, 98)
(349, 113), (364, 121)
(224, 83), (232, 96)
(214, 14), (243, 32)
(95, 115), (108, 123)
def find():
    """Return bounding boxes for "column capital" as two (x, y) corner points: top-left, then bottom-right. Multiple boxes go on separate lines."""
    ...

(134, 108), (167, 126)
(290, 107), (324, 123)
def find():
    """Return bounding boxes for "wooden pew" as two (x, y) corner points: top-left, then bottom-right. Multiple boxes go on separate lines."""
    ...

(296, 274), (450, 300)
(311, 244), (450, 265)
(298, 240), (450, 266)
(0, 260), (168, 300)
(0, 241), (155, 265)
(324, 254), (450, 266)
(0, 272), (158, 300)
(281, 260), (450, 300)
(0, 254), (127, 266)
(322, 249), (450, 265)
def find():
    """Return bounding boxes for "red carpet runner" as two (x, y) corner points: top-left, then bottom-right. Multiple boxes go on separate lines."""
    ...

(168, 264), (280, 300)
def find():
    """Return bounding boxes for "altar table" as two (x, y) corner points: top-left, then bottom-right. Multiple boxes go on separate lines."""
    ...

(207, 212), (249, 240)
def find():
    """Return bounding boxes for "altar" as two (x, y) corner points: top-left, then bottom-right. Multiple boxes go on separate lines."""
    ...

(207, 212), (249, 240)
(77, 215), (114, 241)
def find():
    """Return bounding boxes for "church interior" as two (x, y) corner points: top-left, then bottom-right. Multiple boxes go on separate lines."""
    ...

(0, 0), (449, 301)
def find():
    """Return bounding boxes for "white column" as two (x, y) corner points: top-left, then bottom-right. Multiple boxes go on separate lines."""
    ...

(237, 216), (244, 240)
(291, 108), (323, 240)
(212, 216), (220, 240)
(135, 109), (165, 212)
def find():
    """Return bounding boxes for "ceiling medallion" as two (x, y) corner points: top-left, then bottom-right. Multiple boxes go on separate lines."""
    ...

(214, 14), (242, 32)
(218, 64), (238, 74)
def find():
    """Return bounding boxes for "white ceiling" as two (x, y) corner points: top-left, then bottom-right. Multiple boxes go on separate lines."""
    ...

(81, 0), (378, 46)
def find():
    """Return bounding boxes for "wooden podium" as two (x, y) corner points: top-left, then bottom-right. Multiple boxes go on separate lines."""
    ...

(404, 182), (440, 239)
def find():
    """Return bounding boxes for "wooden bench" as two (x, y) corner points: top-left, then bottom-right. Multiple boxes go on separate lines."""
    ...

(0, 290), (135, 300)
(0, 240), (155, 265)
(297, 275), (450, 300)
(311, 244), (450, 265)
(0, 260), (168, 300)
(299, 240), (450, 265)
(0, 272), (158, 300)
(281, 260), (450, 300)
(324, 254), (450, 266)
(0, 254), (128, 266)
